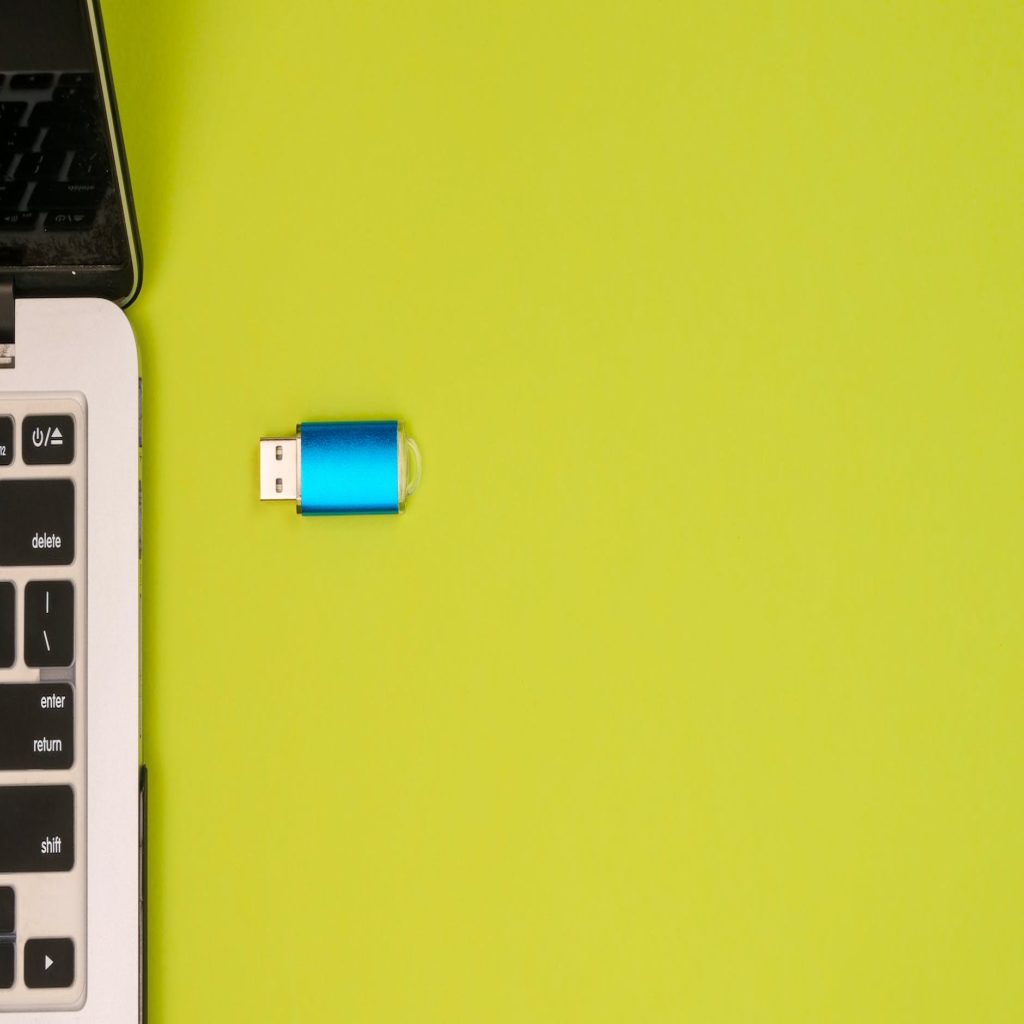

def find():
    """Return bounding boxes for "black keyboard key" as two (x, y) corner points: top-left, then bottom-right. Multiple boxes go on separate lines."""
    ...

(28, 101), (93, 129)
(0, 786), (74, 872)
(0, 128), (37, 150)
(53, 85), (96, 106)
(24, 938), (74, 989)
(67, 148), (110, 182)
(0, 103), (27, 125)
(24, 583), (74, 668)
(0, 480), (75, 566)
(0, 943), (11, 989)
(58, 72), (95, 88)
(0, 416), (11, 465)
(9, 74), (54, 91)
(0, 211), (38, 231)
(14, 151), (64, 181)
(39, 124), (98, 152)
(0, 182), (26, 210)
(28, 181), (105, 211)
(44, 210), (95, 231)
(22, 415), (74, 465)
(0, 684), (74, 769)
(0, 582), (13, 669)
(0, 888), (12, 933)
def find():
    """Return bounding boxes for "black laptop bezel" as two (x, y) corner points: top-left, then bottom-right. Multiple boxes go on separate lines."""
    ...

(0, 0), (142, 307)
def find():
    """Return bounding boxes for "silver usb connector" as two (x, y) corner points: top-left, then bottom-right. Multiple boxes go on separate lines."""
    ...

(259, 437), (299, 501)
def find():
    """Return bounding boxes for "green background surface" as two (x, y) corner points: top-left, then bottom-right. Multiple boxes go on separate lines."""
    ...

(103, 1), (1024, 1021)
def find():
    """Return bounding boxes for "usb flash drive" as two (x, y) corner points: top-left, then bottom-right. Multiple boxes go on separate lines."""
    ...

(259, 420), (422, 515)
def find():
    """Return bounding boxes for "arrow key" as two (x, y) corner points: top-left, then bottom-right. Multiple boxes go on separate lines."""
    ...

(24, 938), (74, 988)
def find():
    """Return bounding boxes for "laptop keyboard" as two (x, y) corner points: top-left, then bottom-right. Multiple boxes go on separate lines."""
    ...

(0, 396), (86, 1010)
(0, 71), (110, 233)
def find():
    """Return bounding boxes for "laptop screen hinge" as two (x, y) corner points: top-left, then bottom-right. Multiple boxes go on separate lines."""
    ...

(0, 277), (13, 369)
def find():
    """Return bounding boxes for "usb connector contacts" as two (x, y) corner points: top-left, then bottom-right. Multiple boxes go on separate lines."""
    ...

(259, 420), (421, 516)
(259, 437), (299, 501)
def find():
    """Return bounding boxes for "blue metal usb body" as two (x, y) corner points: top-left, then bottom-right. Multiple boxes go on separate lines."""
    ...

(259, 420), (421, 516)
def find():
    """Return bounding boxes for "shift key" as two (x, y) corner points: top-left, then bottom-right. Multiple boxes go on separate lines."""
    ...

(0, 480), (75, 566)
(0, 786), (74, 872)
(0, 684), (74, 770)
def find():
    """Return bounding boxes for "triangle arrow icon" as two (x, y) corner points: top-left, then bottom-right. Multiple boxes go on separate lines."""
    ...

(44, 955), (53, 971)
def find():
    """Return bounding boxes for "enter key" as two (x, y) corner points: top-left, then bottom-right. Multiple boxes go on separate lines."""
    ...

(0, 684), (73, 770)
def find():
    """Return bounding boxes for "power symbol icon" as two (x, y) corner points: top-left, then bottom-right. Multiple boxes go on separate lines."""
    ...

(22, 417), (73, 464)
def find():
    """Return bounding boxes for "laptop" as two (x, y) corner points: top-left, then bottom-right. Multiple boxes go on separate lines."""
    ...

(0, 0), (144, 1019)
